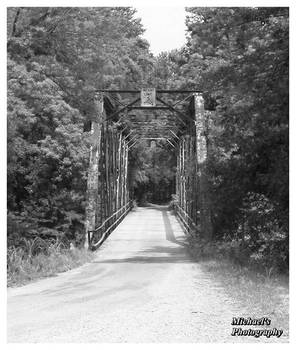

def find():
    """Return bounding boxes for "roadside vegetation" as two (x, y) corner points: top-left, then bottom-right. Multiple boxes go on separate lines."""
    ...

(7, 237), (94, 287)
(186, 242), (289, 337)
(7, 7), (153, 251)
(169, 7), (288, 276)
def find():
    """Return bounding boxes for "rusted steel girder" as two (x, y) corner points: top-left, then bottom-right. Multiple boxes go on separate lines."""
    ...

(96, 89), (202, 94)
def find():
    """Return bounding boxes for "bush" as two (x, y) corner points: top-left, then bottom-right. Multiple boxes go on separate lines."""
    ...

(188, 192), (288, 274)
(237, 192), (288, 273)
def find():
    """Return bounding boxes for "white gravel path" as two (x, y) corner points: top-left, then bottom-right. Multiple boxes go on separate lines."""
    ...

(7, 206), (287, 342)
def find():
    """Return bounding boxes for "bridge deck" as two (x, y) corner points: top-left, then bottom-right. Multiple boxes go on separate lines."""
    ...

(8, 206), (261, 342)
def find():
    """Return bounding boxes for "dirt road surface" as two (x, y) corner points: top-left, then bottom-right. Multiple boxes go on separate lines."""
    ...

(7, 206), (287, 342)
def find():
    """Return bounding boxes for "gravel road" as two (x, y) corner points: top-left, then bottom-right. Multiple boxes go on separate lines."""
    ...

(7, 206), (287, 342)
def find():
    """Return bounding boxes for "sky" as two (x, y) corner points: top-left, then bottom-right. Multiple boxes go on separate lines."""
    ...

(135, 7), (187, 56)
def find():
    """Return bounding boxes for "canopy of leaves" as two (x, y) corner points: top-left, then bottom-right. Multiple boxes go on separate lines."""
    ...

(7, 7), (153, 245)
(172, 7), (288, 270)
(129, 140), (176, 204)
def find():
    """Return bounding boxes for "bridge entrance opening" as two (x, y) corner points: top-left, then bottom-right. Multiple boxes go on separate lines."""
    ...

(85, 89), (213, 249)
(131, 137), (176, 206)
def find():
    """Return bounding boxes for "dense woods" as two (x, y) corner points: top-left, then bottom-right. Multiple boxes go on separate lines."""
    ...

(7, 7), (288, 274)
(181, 7), (289, 272)
(7, 7), (152, 247)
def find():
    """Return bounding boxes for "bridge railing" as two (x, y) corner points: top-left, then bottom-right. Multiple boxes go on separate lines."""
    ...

(88, 200), (133, 250)
(174, 202), (199, 236)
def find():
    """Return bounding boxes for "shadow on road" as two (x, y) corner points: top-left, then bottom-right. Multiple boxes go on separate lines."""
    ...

(142, 203), (187, 247)
(91, 245), (191, 264)
(161, 209), (187, 247)
(91, 206), (191, 264)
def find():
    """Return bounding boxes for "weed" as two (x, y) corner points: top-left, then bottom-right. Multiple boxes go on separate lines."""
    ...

(7, 238), (94, 287)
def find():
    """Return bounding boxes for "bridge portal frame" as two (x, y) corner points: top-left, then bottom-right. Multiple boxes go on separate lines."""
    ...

(85, 89), (212, 250)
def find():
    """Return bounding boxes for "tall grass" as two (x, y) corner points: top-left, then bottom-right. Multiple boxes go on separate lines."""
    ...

(187, 236), (289, 338)
(7, 237), (94, 287)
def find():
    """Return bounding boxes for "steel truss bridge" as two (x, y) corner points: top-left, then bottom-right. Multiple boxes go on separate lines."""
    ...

(85, 89), (212, 250)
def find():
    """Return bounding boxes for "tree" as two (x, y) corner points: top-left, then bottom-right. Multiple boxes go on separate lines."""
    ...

(7, 7), (153, 246)
(176, 7), (289, 270)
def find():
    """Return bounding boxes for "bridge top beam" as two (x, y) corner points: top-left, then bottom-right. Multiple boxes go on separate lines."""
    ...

(96, 89), (202, 94)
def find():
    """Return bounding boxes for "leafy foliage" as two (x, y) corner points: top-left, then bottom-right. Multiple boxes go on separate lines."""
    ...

(7, 7), (152, 246)
(129, 140), (176, 204)
(7, 237), (94, 287)
(180, 7), (289, 272)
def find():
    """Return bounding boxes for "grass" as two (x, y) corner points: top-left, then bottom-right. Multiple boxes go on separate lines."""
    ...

(187, 238), (289, 340)
(7, 238), (95, 287)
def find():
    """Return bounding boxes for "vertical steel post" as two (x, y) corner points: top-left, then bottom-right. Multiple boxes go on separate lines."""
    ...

(84, 93), (104, 249)
(194, 93), (213, 240)
(125, 144), (129, 205)
(176, 141), (180, 208)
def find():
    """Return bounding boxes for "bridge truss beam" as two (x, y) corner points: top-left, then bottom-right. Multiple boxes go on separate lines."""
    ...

(85, 93), (131, 249)
(175, 94), (212, 240)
